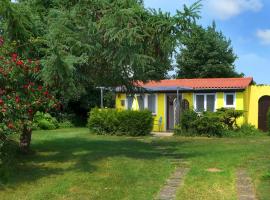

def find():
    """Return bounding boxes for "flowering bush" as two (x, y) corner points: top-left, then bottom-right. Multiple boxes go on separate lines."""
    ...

(0, 52), (59, 152)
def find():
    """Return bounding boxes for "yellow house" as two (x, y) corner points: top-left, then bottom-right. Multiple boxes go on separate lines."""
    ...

(115, 77), (270, 132)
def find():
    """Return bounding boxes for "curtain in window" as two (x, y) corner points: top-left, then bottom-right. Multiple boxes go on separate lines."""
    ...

(226, 94), (234, 106)
(137, 95), (144, 110)
(148, 94), (156, 113)
(206, 95), (215, 112)
(127, 96), (134, 109)
(196, 95), (204, 112)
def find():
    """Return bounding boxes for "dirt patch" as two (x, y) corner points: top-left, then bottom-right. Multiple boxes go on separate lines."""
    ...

(206, 168), (223, 172)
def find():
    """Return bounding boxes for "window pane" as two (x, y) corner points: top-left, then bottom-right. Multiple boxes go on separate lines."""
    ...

(127, 96), (133, 109)
(226, 94), (234, 106)
(196, 95), (204, 112)
(137, 96), (144, 110)
(207, 95), (215, 112)
(148, 94), (156, 113)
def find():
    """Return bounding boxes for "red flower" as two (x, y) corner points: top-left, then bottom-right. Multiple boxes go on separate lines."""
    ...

(0, 37), (4, 46)
(12, 53), (17, 61)
(7, 122), (15, 129)
(38, 85), (43, 91)
(16, 60), (24, 66)
(15, 96), (20, 103)
(28, 109), (33, 115)
(1, 108), (6, 113)
(44, 91), (49, 96)
(0, 99), (3, 105)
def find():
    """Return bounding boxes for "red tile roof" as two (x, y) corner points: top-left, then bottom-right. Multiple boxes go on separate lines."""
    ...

(138, 77), (253, 90)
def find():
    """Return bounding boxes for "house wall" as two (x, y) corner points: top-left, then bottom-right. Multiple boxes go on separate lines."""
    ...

(115, 93), (166, 132)
(181, 91), (245, 126)
(245, 85), (270, 128)
(116, 90), (249, 132)
(115, 93), (126, 110)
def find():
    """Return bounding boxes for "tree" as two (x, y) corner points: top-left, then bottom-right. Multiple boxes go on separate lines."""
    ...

(176, 23), (243, 78)
(2, 0), (201, 100)
(0, 52), (58, 152)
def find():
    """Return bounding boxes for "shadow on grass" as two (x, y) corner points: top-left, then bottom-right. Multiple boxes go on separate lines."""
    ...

(0, 135), (200, 189)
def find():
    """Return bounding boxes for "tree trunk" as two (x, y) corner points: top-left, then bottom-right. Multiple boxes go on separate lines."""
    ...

(19, 124), (32, 153)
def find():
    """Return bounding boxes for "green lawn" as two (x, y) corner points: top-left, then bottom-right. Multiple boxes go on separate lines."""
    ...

(0, 128), (270, 200)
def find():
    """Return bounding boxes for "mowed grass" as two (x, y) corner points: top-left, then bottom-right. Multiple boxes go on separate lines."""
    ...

(0, 128), (270, 200)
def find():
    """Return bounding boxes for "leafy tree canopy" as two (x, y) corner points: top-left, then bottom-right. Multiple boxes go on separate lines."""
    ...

(176, 22), (243, 78)
(1, 0), (201, 99)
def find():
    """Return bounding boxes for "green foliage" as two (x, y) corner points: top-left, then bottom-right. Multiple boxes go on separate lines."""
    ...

(2, 0), (202, 100)
(0, 53), (58, 153)
(193, 112), (225, 137)
(217, 108), (244, 129)
(88, 108), (120, 135)
(175, 108), (245, 137)
(223, 123), (264, 137)
(176, 23), (242, 78)
(117, 110), (153, 136)
(58, 120), (74, 128)
(88, 108), (153, 136)
(179, 109), (198, 131)
(33, 111), (59, 130)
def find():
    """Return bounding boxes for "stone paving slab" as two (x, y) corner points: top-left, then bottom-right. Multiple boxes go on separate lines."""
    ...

(155, 168), (190, 200)
(236, 169), (257, 200)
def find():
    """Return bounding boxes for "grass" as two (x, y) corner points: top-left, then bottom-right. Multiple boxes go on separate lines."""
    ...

(0, 128), (270, 200)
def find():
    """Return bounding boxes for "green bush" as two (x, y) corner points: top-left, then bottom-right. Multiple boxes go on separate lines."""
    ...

(175, 108), (246, 137)
(33, 112), (59, 130)
(117, 110), (153, 136)
(223, 123), (264, 137)
(180, 109), (198, 132)
(59, 120), (75, 128)
(193, 112), (225, 137)
(88, 108), (153, 136)
(217, 108), (244, 129)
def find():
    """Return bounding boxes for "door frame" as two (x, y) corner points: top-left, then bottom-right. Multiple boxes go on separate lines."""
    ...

(165, 93), (182, 131)
(258, 95), (270, 131)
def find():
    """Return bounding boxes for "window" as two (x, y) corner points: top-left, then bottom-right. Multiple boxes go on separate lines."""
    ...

(147, 94), (156, 114)
(127, 96), (134, 109)
(194, 94), (216, 112)
(224, 93), (235, 107)
(137, 95), (145, 110)
(195, 95), (204, 112)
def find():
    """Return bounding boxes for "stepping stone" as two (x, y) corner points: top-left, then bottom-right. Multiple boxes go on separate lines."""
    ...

(236, 169), (257, 200)
(206, 168), (223, 173)
(155, 168), (190, 200)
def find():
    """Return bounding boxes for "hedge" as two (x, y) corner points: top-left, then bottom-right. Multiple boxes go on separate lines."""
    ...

(87, 108), (153, 136)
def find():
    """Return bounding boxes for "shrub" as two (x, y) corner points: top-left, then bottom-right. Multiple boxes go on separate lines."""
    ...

(193, 112), (225, 137)
(176, 108), (246, 137)
(33, 112), (59, 130)
(180, 109), (198, 132)
(88, 108), (153, 136)
(88, 108), (119, 135)
(58, 120), (74, 128)
(117, 110), (153, 136)
(217, 108), (244, 129)
(223, 123), (264, 137)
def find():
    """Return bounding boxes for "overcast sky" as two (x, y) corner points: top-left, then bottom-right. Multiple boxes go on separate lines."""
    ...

(144, 0), (270, 84)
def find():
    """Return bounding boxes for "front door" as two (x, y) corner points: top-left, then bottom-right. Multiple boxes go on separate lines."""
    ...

(166, 95), (181, 130)
(258, 96), (270, 131)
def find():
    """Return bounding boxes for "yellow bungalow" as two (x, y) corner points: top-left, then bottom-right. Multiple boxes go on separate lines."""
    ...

(115, 77), (270, 132)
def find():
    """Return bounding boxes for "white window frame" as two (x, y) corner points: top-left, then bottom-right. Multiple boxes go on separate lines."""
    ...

(145, 93), (158, 115)
(224, 92), (236, 108)
(193, 93), (217, 112)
